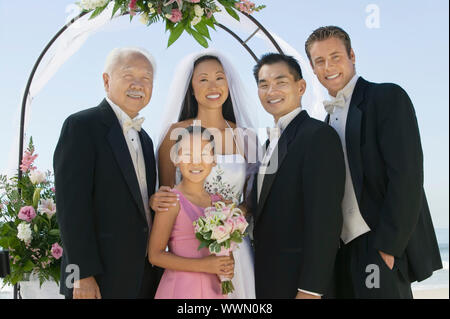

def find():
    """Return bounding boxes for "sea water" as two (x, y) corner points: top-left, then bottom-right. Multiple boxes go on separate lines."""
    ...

(412, 228), (449, 290)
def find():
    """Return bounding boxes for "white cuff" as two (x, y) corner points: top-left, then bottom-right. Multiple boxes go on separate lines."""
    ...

(297, 289), (323, 297)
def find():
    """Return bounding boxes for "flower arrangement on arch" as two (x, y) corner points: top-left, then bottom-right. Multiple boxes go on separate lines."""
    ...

(0, 138), (62, 287)
(77, 0), (265, 48)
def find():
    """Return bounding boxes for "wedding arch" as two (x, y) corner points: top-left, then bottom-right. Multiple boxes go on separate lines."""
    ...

(16, 2), (326, 179)
(17, 6), (282, 179)
(12, 1), (326, 298)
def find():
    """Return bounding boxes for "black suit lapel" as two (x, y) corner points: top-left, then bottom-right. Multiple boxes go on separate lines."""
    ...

(100, 100), (147, 223)
(138, 130), (156, 197)
(345, 77), (368, 206)
(255, 111), (309, 224)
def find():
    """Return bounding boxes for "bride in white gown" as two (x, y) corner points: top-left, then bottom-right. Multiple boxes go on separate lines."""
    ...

(151, 50), (260, 299)
(203, 123), (256, 299)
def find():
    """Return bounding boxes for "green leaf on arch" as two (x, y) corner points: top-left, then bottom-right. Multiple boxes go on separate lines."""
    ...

(167, 22), (185, 47)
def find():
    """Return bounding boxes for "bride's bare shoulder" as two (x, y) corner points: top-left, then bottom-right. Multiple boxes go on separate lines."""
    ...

(165, 120), (194, 135)
(161, 120), (195, 145)
(169, 120), (194, 130)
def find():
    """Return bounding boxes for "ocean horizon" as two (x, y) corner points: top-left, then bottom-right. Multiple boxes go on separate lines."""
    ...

(411, 228), (449, 290)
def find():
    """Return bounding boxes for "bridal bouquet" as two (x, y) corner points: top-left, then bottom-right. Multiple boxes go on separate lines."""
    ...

(77, 0), (265, 48)
(0, 138), (62, 287)
(193, 200), (248, 294)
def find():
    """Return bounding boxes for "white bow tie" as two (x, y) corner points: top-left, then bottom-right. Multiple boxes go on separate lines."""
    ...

(323, 94), (346, 114)
(123, 117), (145, 134)
(266, 126), (281, 142)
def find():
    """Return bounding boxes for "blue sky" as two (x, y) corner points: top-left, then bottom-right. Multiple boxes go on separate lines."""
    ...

(0, 0), (448, 228)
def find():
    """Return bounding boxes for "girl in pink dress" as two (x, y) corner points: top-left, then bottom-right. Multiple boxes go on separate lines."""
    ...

(149, 126), (234, 299)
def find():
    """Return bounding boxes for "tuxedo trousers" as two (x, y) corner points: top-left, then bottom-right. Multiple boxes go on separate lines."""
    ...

(138, 259), (163, 299)
(334, 232), (413, 299)
(64, 259), (162, 299)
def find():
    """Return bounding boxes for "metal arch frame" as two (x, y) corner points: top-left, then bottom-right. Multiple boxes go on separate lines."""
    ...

(14, 10), (283, 299)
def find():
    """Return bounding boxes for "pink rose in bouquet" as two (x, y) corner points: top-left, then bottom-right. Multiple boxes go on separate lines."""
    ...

(211, 225), (231, 243)
(234, 215), (248, 234)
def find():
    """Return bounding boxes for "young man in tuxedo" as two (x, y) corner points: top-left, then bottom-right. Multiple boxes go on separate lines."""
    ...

(252, 53), (346, 299)
(54, 48), (162, 299)
(305, 26), (442, 298)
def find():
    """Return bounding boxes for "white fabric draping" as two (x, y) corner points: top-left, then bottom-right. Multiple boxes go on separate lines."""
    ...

(8, 4), (116, 174)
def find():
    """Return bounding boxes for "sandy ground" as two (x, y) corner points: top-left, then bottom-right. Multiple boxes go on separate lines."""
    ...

(412, 288), (449, 299)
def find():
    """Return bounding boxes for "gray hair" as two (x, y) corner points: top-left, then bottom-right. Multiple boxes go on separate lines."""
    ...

(103, 47), (157, 76)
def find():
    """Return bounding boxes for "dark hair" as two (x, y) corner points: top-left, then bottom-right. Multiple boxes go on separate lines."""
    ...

(178, 55), (236, 124)
(175, 125), (215, 154)
(253, 53), (303, 83)
(305, 26), (352, 62)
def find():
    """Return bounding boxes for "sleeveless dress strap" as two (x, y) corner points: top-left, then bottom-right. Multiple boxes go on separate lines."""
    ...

(171, 189), (212, 223)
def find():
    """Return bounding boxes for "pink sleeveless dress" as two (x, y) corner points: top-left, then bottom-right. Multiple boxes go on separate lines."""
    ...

(154, 189), (227, 299)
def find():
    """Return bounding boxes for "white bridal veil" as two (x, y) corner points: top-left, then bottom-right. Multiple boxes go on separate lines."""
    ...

(157, 49), (260, 157)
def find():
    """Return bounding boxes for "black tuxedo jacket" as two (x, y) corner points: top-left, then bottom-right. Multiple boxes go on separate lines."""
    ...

(326, 77), (442, 282)
(54, 99), (157, 298)
(252, 110), (346, 298)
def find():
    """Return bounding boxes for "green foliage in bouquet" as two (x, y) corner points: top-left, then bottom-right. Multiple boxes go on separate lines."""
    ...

(0, 138), (62, 287)
(77, 0), (265, 48)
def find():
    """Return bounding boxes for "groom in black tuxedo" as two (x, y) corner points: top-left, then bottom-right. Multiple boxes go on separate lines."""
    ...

(305, 26), (442, 298)
(54, 48), (162, 299)
(251, 54), (346, 299)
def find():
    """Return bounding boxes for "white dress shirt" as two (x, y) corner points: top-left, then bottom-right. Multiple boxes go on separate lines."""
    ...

(106, 98), (152, 233)
(257, 107), (302, 201)
(325, 74), (370, 244)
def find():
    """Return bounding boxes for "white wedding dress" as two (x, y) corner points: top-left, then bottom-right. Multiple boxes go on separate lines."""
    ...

(204, 152), (256, 299)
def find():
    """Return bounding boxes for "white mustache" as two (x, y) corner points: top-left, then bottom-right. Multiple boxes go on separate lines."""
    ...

(126, 90), (145, 97)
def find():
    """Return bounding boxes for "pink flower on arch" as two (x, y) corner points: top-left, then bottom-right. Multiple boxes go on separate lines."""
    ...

(205, 8), (213, 19)
(169, 9), (183, 23)
(129, 0), (137, 16)
(235, 0), (256, 14)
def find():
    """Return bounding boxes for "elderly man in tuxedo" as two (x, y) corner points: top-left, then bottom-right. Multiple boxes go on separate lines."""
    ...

(54, 47), (162, 299)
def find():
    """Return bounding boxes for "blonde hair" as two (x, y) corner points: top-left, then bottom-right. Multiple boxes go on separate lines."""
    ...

(305, 26), (352, 62)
